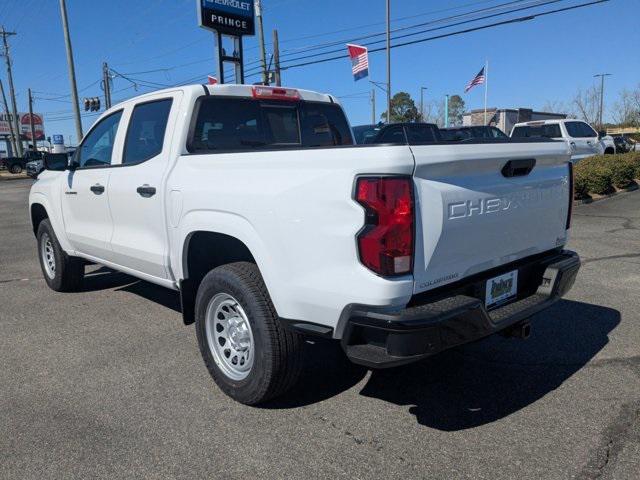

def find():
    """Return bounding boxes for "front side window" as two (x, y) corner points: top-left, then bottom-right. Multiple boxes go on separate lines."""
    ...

(189, 98), (353, 152)
(77, 111), (123, 168)
(123, 99), (172, 165)
(565, 121), (597, 138)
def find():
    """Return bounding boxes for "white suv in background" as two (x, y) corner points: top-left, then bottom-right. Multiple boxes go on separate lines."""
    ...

(511, 119), (605, 162)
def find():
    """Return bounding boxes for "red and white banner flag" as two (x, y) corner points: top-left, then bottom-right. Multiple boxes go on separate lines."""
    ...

(346, 44), (369, 81)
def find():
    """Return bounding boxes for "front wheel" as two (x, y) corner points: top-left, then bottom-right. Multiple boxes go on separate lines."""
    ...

(37, 219), (84, 292)
(195, 262), (302, 405)
(10, 164), (22, 174)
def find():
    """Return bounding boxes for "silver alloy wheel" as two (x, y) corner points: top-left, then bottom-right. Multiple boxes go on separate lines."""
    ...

(205, 293), (254, 381)
(40, 232), (56, 279)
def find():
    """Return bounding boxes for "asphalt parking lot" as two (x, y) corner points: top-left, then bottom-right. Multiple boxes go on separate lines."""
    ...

(1, 177), (639, 479)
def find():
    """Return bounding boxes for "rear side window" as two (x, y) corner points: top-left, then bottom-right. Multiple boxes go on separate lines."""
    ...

(189, 98), (353, 152)
(512, 124), (561, 138)
(123, 99), (172, 164)
(565, 121), (597, 138)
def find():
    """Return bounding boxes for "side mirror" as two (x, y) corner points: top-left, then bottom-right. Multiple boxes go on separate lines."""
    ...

(598, 130), (606, 139)
(44, 154), (70, 172)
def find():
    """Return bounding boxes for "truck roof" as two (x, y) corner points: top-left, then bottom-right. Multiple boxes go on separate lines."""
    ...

(512, 119), (577, 128)
(111, 84), (337, 110)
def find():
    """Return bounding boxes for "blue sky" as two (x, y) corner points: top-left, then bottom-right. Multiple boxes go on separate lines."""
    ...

(1, 0), (638, 143)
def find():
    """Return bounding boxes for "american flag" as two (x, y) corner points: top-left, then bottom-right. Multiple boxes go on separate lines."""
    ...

(346, 44), (369, 81)
(464, 66), (486, 93)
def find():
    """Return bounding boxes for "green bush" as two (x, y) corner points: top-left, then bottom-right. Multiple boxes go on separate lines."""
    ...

(574, 168), (589, 199)
(574, 156), (613, 195)
(606, 155), (636, 189)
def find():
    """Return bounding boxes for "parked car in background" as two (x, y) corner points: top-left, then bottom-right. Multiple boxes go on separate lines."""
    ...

(613, 136), (634, 153)
(441, 125), (509, 141)
(352, 123), (442, 144)
(1, 150), (44, 174)
(511, 119), (604, 162)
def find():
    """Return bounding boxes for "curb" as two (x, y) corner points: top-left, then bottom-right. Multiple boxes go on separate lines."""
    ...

(575, 182), (639, 205)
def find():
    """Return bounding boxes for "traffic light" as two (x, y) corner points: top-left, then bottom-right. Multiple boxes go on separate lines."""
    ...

(83, 97), (101, 112)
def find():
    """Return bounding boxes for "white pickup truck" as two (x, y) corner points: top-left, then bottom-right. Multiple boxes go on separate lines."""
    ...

(30, 84), (580, 405)
(510, 119), (610, 161)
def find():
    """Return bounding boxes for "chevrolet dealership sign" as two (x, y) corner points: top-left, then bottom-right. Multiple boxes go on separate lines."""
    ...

(198, 0), (255, 36)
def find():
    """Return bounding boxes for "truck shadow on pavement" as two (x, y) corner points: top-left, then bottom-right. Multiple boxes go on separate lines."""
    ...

(358, 299), (620, 430)
(268, 300), (619, 432)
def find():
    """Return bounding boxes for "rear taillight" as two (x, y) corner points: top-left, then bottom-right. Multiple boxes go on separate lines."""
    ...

(566, 161), (574, 229)
(355, 176), (414, 276)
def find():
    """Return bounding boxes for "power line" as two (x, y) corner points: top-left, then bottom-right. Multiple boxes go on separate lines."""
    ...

(279, 0), (609, 72)
(276, 0), (566, 67)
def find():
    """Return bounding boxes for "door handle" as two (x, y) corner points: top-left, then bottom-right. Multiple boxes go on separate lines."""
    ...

(90, 184), (105, 194)
(501, 158), (536, 178)
(137, 184), (156, 198)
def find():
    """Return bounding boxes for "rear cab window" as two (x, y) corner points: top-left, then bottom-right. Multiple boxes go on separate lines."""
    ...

(188, 97), (353, 153)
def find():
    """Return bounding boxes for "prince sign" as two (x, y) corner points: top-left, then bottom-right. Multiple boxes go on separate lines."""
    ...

(198, 0), (256, 36)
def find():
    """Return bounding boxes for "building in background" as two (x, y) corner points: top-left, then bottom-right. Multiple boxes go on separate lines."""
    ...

(463, 108), (567, 134)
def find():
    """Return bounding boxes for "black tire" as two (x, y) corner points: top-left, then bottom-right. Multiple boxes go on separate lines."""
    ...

(195, 262), (302, 405)
(37, 219), (84, 292)
(10, 164), (22, 174)
(605, 148), (615, 155)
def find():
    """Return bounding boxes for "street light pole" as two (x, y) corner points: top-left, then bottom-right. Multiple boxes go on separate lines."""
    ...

(386, 0), (391, 123)
(58, 0), (83, 142)
(444, 94), (450, 128)
(420, 86), (428, 121)
(594, 73), (612, 130)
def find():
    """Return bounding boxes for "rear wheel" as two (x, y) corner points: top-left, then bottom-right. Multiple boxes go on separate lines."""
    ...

(195, 262), (302, 405)
(37, 219), (84, 292)
(10, 164), (22, 174)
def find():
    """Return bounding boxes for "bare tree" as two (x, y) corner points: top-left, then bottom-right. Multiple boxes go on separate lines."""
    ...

(422, 99), (444, 126)
(572, 86), (600, 126)
(540, 100), (576, 118)
(610, 84), (640, 127)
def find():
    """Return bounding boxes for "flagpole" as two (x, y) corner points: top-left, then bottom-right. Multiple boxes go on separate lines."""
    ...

(484, 60), (489, 125)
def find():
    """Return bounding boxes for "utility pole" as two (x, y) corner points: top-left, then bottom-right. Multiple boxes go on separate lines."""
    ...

(0, 78), (17, 157)
(420, 86), (428, 121)
(385, 0), (391, 123)
(371, 88), (376, 124)
(28, 88), (37, 151)
(58, 0), (83, 141)
(594, 73), (612, 131)
(102, 62), (112, 109)
(1, 27), (22, 156)
(272, 29), (281, 86)
(255, 0), (268, 85)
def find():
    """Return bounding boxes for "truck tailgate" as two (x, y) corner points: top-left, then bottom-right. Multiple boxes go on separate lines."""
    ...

(411, 142), (571, 295)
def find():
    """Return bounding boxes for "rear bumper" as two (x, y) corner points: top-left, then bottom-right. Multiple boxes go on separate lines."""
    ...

(341, 250), (580, 368)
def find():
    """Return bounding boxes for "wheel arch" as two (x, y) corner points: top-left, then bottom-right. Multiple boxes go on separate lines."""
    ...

(179, 230), (267, 325)
(30, 202), (49, 236)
